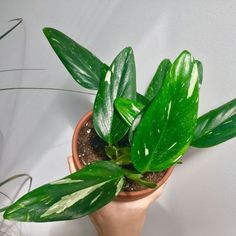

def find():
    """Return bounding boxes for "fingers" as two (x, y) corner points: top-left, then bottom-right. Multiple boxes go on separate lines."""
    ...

(67, 156), (77, 173)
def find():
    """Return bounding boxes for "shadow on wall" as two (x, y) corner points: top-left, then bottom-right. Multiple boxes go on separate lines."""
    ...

(181, 147), (208, 165)
(0, 78), (93, 178)
(0, 17), (95, 178)
(0, 1), (174, 177)
(0, 19), (26, 164)
(84, 0), (173, 59)
(144, 203), (183, 236)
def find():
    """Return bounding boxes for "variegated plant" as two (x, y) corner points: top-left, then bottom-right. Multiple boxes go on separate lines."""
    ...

(3, 28), (236, 222)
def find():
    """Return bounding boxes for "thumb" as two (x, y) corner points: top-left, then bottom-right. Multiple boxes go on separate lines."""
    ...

(67, 156), (77, 173)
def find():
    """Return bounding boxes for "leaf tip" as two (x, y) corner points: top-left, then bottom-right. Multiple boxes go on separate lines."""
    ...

(125, 46), (133, 51)
(124, 47), (134, 57)
(42, 27), (50, 35)
(3, 207), (12, 220)
(42, 27), (57, 38)
(174, 50), (195, 67)
(181, 49), (191, 55)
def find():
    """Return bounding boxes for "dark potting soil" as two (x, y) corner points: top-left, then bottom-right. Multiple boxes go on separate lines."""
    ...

(77, 117), (166, 192)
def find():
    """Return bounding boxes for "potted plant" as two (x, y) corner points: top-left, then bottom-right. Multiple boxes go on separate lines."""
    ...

(2, 28), (236, 222)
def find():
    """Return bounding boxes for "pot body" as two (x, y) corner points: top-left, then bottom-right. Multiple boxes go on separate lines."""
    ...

(72, 110), (174, 201)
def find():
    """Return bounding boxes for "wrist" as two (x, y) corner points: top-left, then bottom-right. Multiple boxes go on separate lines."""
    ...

(90, 208), (147, 236)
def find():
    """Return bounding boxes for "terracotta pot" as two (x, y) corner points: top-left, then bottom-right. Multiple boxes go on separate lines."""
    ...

(72, 110), (174, 201)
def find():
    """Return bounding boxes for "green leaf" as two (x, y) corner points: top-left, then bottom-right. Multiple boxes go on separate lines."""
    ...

(128, 107), (149, 143)
(196, 60), (203, 84)
(122, 169), (157, 188)
(131, 51), (199, 172)
(132, 178), (157, 189)
(105, 146), (132, 165)
(93, 47), (136, 144)
(4, 161), (124, 222)
(43, 28), (107, 89)
(127, 59), (203, 143)
(136, 93), (149, 105)
(105, 145), (118, 159)
(115, 98), (145, 126)
(191, 98), (236, 147)
(115, 154), (131, 165)
(118, 147), (131, 154)
(145, 59), (171, 100)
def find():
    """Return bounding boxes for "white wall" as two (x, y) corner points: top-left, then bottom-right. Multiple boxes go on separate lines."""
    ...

(0, 0), (235, 235)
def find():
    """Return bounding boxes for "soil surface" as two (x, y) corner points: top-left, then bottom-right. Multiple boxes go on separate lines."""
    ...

(77, 116), (166, 192)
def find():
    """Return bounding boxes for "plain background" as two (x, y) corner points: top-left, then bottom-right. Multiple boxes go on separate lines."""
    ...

(0, 0), (236, 235)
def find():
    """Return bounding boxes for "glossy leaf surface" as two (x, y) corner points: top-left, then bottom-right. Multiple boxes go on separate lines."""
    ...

(4, 161), (124, 222)
(43, 28), (107, 89)
(128, 112), (143, 143)
(105, 146), (131, 165)
(145, 59), (171, 100)
(105, 145), (118, 159)
(132, 51), (199, 172)
(93, 47), (136, 144)
(115, 153), (131, 165)
(196, 60), (203, 84)
(115, 98), (145, 126)
(136, 93), (149, 105)
(191, 98), (236, 147)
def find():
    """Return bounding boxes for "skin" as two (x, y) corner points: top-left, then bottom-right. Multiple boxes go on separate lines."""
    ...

(67, 156), (167, 236)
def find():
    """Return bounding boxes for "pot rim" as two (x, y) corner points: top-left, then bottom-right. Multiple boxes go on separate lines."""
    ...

(72, 110), (174, 201)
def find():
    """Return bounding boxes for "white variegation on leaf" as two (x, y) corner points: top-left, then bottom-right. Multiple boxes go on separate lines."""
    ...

(41, 181), (110, 218)
(114, 98), (145, 127)
(131, 51), (199, 172)
(50, 178), (84, 185)
(93, 47), (136, 144)
(192, 98), (236, 147)
(4, 161), (124, 222)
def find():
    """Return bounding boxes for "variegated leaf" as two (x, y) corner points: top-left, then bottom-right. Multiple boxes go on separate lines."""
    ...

(131, 51), (199, 172)
(114, 98), (145, 126)
(196, 60), (203, 84)
(191, 98), (236, 147)
(4, 161), (124, 222)
(93, 47), (136, 144)
(136, 93), (149, 105)
(145, 59), (171, 100)
(43, 28), (107, 89)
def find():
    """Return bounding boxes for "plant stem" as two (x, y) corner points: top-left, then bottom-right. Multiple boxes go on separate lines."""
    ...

(0, 68), (46, 73)
(0, 18), (23, 40)
(0, 174), (31, 187)
(122, 168), (157, 188)
(0, 87), (96, 95)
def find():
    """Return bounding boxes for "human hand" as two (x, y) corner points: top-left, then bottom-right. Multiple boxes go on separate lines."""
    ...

(67, 156), (167, 236)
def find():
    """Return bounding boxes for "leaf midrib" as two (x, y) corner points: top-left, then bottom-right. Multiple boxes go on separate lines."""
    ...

(144, 83), (174, 171)
(144, 64), (196, 171)
(197, 107), (236, 139)
(109, 53), (131, 141)
(49, 32), (102, 86)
